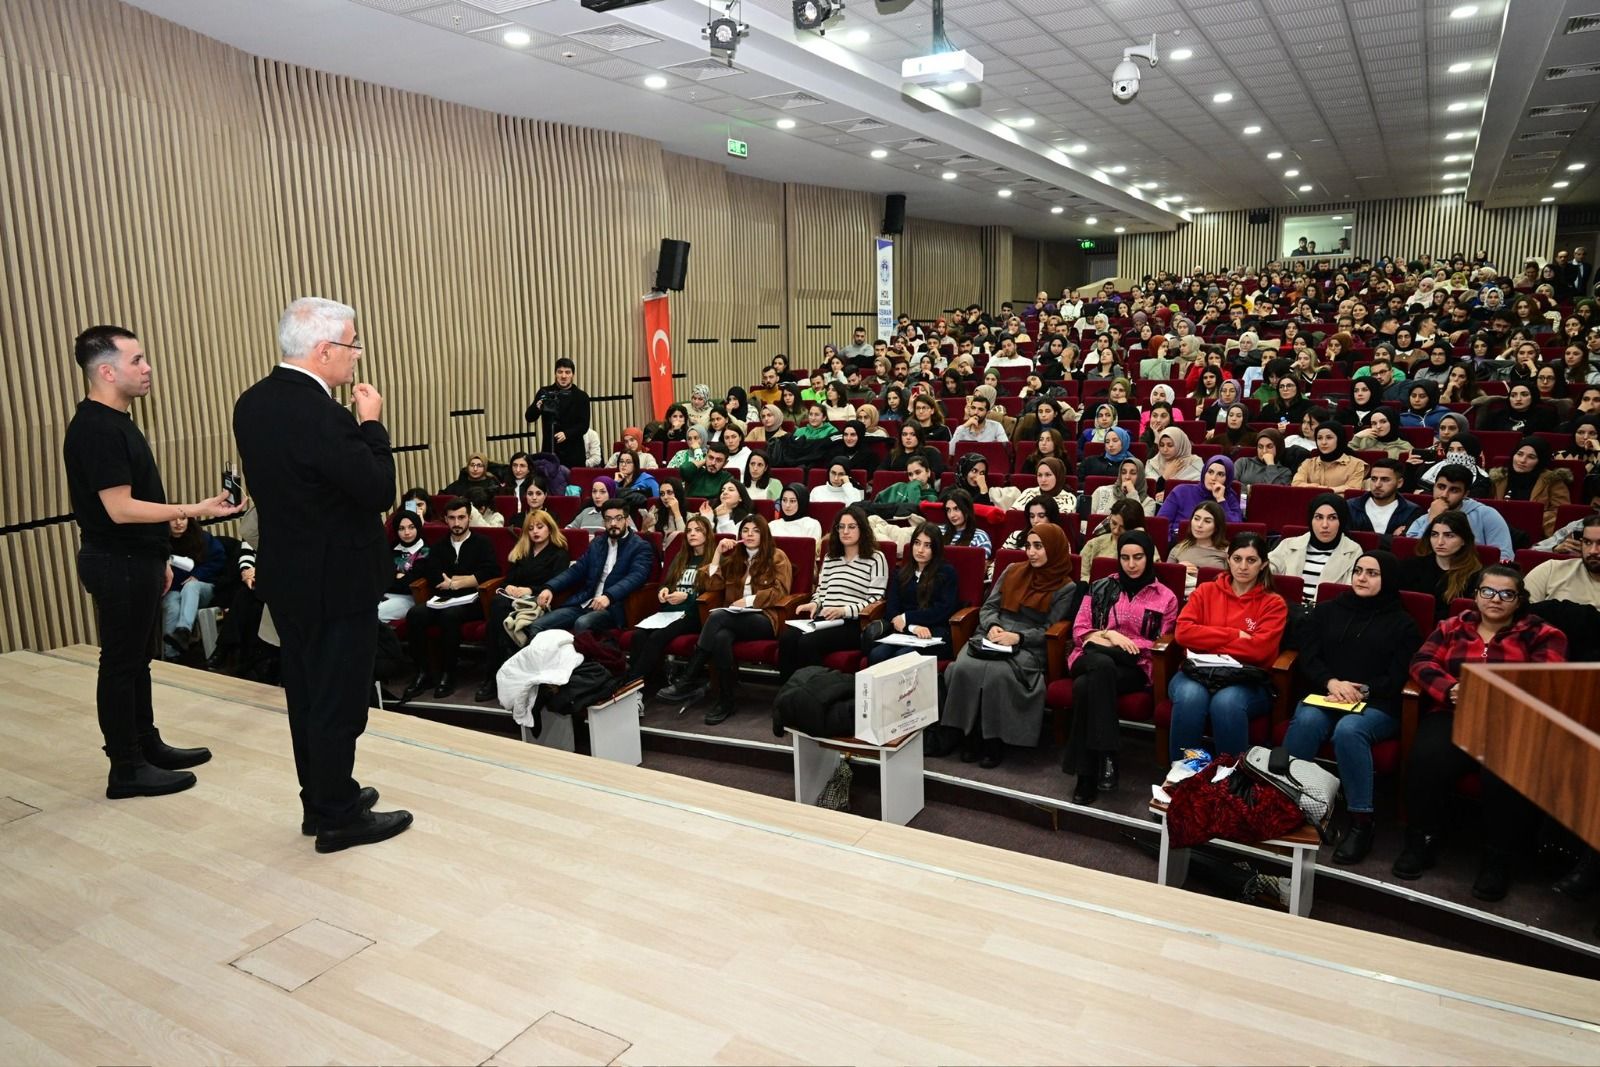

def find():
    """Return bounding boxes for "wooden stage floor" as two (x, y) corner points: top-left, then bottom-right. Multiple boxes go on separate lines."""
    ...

(3, 647), (1600, 1066)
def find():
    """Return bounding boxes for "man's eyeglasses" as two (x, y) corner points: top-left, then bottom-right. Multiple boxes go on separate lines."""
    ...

(327, 340), (364, 353)
(1476, 587), (1519, 602)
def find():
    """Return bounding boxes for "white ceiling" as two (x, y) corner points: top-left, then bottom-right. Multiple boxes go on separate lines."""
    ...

(121, 0), (1596, 239)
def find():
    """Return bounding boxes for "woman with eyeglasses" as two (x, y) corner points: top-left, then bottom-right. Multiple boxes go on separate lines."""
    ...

(1394, 565), (1567, 900)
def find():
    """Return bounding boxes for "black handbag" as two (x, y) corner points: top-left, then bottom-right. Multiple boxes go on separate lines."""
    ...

(964, 633), (1017, 661)
(1180, 661), (1274, 694)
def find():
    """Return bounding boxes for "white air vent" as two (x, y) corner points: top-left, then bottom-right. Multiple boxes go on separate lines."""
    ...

(1500, 167), (1552, 177)
(664, 58), (744, 80)
(351, 0), (440, 12)
(1528, 102), (1595, 117)
(1495, 179), (1544, 190)
(944, 154), (981, 166)
(566, 23), (660, 51)
(1546, 62), (1600, 79)
(896, 138), (941, 152)
(406, 2), (507, 32)
(1562, 12), (1600, 34)
(1518, 129), (1575, 141)
(1510, 150), (1561, 160)
(756, 90), (826, 109)
(828, 117), (889, 133)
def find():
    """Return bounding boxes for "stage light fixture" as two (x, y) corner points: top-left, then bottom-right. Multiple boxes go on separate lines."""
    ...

(793, 0), (840, 31)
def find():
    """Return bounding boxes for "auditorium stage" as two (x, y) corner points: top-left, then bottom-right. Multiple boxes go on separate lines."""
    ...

(3, 649), (1600, 1065)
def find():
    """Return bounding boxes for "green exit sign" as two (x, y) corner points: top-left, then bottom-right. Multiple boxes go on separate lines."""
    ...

(727, 138), (749, 159)
(1078, 239), (1096, 249)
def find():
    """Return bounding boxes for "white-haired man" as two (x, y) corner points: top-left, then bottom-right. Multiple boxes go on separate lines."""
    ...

(233, 298), (412, 853)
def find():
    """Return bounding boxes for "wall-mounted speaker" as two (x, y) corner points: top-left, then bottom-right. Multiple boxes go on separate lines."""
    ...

(882, 193), (906, 235)
(1248, 209), (1272, 226)
(655, 239), (690, 292)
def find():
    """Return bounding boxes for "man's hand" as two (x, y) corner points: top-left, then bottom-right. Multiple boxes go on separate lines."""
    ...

(591, 594), (610, 611)
(163, 563), (173, 596)
(1427, 498), (1449, 520)
(241, 566), (256, 590)
(536, 588), (553, 608)
(555, 431), (567, 444)
(352, 382), (383, 424)
(190, 491), (248, 521)
(1556, 534), (1582, 556)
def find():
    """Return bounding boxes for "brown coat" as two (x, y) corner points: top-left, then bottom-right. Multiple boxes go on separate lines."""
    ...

(1488, 466), (1573, 537)
(705, 544), (795, 633)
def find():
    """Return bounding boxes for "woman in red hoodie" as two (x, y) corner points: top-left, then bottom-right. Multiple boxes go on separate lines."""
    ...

(1166, 532), (1288, 760)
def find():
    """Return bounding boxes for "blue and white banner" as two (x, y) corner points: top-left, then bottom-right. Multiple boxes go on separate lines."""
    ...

(875, 237), (894, 342)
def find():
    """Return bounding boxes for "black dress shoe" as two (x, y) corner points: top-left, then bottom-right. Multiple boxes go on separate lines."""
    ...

(315, 808), (414, 854)
(474, 678), (497, 703)
(400, 673), (435, 702)
(302, 786), (380, 836)
(1553, 850), (1600, 899)
(978, 738), (1005, 769)
(1072, 776), (1098, 805)
(704, 701), (735, 726)
(1472, 851), (1513, 903)
(1391, 829), (1438, 881)
(1333, 820), (1376, 866)
(106, 762), (198, 799)
(959, 733), (982, 763)
(1097, 753), (1119, 792)
(432, 673), (456, 698)
(140, 729), (212, 770)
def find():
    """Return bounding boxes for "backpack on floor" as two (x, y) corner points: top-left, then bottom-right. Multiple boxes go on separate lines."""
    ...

(772, 666), (855, 738)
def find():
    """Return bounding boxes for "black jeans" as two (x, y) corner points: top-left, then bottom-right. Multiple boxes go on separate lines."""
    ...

(696, 609), (774, 701)
(77, 549), (165, 764)
(1064, 649), (1148, 774)
(777, 618), (863, 682)
(1404, 710), (1539, 851)
(628, 613), (700, 685)
(405, 600), (483, 673)
(274, 607), (375, 827)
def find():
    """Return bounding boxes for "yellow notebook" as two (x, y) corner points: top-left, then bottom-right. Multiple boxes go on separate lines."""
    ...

(1304, 694), (1366, 714)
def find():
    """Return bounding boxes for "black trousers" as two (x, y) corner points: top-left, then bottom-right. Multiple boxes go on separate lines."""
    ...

(1404, 710), (1540, 850)
(274, 607), (374, 826)
(77, 549), (165, 764)
(1064, 649), (1147, 773)
(628, 613), (700, 685)
(696, 610), (774, 701)
(405, 600), (483, 673)
(485, 594), (518, 671)
(777, 619), (864, 682)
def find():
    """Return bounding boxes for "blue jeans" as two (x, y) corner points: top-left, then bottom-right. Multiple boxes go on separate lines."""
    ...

(1167, 672), (1271, 760)
(521, 604), (615, 641)
(1282, 702), (1399, 813)
(161, 579), (213, 657)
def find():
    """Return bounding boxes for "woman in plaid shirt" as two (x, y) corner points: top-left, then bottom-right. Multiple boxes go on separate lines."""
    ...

(1393, 565), (1567, 902)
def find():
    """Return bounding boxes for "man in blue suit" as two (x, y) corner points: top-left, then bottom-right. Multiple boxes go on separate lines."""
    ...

(526, 500), (653, 638)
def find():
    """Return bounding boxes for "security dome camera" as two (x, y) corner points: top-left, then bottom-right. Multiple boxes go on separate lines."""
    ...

(1112, 35), (1158, 103)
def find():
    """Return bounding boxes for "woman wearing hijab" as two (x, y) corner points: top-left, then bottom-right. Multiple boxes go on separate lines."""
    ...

(1079, 403), (1120, 446)
(1338, 379), (1381, 431)
(930, 523), (1078, 768)
(1077, 426), (1132, 482)
(1206, 403), (1253, 448)
(1064, 529), (1180, 803)
(1158, 455), (1244, 541)
(1012, 456), (1077, 514)
(1089, 457), (1158, 516)
(1554, 415), (1600, 501)
(1478, 382), (1558, 434)
(1283, 550), (1422, 864)
(1293, 422), (1369, 491)
(954, 451), (994, 505)
(1145, 426), (1204, 494)
(1349, 407), (1412, 460)
(830, 420), (881, 476)
(685, 384), (716, 430)
(750, 403), (786, 445)
(1399, 380), (1447, 430)
(769, 482), (822, 546)
(1235, 428), (1294, 487)
(856, 403), (889, 438)
(724, 386), (754, 427)
(1269, 493), (1363, 606)
(1489, 436), (1572, 537)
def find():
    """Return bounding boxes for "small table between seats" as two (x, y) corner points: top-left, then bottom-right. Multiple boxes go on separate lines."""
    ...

(786, 728), (924, 826)
(522, 679), (644, 766)
(1148, 797), (1321, 917)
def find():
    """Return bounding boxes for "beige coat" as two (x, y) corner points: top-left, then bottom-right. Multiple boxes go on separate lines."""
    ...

(1292, 453), (1368, 492)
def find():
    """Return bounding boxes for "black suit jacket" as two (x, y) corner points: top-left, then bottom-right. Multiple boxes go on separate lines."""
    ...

(233, 367), (396, 622)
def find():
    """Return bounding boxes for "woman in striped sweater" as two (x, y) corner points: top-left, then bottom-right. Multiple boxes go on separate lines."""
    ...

(776, 504), (888, 682)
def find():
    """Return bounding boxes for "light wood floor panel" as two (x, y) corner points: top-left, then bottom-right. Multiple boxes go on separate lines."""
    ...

(3, 648), (1599, 1065)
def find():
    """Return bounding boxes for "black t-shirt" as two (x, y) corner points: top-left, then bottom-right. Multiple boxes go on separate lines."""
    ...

(62, 398), (169, 557)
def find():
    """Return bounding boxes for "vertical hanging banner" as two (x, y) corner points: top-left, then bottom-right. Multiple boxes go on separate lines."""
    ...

(644, 294), (674, 420)
(876, 237), (895, 342)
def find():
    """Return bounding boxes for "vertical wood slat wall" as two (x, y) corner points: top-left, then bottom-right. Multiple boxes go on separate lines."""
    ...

(1118, 196), (1558, 280)
(896, 216), (985, 320)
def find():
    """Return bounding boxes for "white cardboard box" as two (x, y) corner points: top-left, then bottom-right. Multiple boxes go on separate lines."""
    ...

(854, 653), (937, 745)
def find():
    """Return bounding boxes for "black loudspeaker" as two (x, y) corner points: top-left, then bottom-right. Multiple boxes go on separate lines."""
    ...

(882, 194), (906, 235)
(1248, 209), (1271, 225)
(655, 239), (690, 291)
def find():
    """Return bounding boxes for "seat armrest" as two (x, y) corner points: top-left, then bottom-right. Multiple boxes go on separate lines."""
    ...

(859, 599), (886, 624)
(1269, 649), (1299, 728)
(477, 577), (504, 613)
(696, 590), (718, 625)
(948, 606), (979, 653)
(1045, 620), (1073, 682)
(1149, 635), (1180, 699)
(409, 577), (430, 606)
(1400, 684), (1422, 761)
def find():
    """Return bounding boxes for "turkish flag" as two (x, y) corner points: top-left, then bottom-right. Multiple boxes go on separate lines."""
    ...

(643, 294), (674, 420)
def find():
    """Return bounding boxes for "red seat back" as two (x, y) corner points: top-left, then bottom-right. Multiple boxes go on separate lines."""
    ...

(943, 545), (988, 608)
(1089, 555), (1187, 603)
(1479, 497), (1545, 542)
(775, 537), (818, 597)
(1317, 583), (1436, 638)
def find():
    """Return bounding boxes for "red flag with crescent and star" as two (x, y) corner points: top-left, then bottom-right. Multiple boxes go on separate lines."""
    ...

(644, 294), (674, 420)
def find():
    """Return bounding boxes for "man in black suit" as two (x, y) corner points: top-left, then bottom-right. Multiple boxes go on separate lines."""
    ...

(233, 297), (412, 853)
(1568, 246), (1593, 300)
(526, 357), (590, 468)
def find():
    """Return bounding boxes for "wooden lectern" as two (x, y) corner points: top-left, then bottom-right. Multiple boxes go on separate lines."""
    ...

(1456, 664), (1600, 850)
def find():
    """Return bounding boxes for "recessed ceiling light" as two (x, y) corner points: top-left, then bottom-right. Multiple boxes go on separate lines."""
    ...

(998, 189), (1013, 198)
(1192, 207), (1205, 213)
(1011, 116), (1036, 128)
(1568, 162), (1587, 171)
(1442, 171), (1465, 179)
(1298, 184), (1313, 192)
(1284, 168), (1300, 177)
(945, 81), (967, 93)
(1212, 92), (1234, 104)
(503, 29), (532, 47)
(1447, 100), (1481, 112)
(1066, 142), (1088, 153)
(1243, 125), (1262, 135)
(1114, 226), (1127, 233)
(1449, 5), (1479, 18)
(1084, 216), (1098, 225)
(941, 170), (957, 180)
(870, 148), (888, 159)
(1050, 206), (1064, 214)
(1445, 130), (1475, 140)
(1443, 154), (1466, 162)
(1442, 186), (1464, 193)
(1168, 194), (1184, 202)
(775, 117), (796, 129)
(1170, 48), (1193, 60)
(1139, 181), (1159, 189)
(1541, 196), (1556, 202)
(846, 29), (869, 44)
(1553, 180), (1571, 188)
(1108, 164), (1127, 174)
(644, 74), (668, 90)
(1267, 150), (1284, 160)
(1331, 215), (1343, 220)
(1447, 61), (1472, 73)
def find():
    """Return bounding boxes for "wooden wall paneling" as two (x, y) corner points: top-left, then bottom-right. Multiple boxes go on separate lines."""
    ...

(783, 183), (876, 369)
(725, 170), (789, 388)
(980, 225), (1013, 312)
(658, 152), (740, 408)
(1038, 240), (1087, 295)
(1010, 235), (1040, 300)
(896, 216), (984, 320)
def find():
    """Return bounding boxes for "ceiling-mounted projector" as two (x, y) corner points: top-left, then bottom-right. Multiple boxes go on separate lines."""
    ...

(901, 49), (983, 87)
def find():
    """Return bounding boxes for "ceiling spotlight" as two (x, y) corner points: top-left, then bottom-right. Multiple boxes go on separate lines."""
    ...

(1108, 164), (1127, 174)
(704, 15), (747, 54)
(1284, 168), (1300, 177)
(1243, 125), (1262, 135)
(1050, 206), (1064, 214)
(1443, 154), (1466, 162)
(1138, 181), (1159, 189)
(643, 74), (668, 90)
(1447, 100), (1481, 112)
(870, 148), (888, 159)
(1191, 207), (1205, 213)
(1298, 184), (1312, 192)
(1445, 130), (1475, 140)
(1568, 162), (1587, 171)
(847, 29), (870, 44)
(1114, 226), (1126, 233)
(1542, 196), (1556, 202)
(1267, 150), (1283, 160)
(1167, 194), (1184, 201)
(1170, 48), (1193, 61)
(776, 117), (796, 129)
(1084, 216), (1098, 225)
(1066, 142), (1088, 153)
(1331, 215), (1343, 220)
(1442, 186), (1464, 193)
(792, 0), (838, 31)
(1449, 5), (1479, 18)
(1448, 61), (1472, 73)
(945, 81), (968, 93)
(1212, 92), (1234, 103)
(502, 29), (531, 47)
(941, 170), (958, 180)
(997, 189), (1013, 198)
(1553, 180), (1571, 188)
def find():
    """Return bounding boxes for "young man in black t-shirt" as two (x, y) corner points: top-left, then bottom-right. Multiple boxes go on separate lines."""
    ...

(62, 326), (244, 798)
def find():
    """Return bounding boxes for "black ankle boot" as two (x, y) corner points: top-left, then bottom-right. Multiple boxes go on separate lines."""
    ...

(1097, 753), (1119, 792)
(1392, 827), (1439, 881)
(658, 652), (710, 702)
(139, 728), (212, 771)
(1472, 849), (1513, 903)
(978, 737), (1005, 769)
(107, 761), (197, 799)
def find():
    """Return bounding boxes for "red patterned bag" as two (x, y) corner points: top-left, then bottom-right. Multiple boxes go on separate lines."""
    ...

(1164, 755), (1305, 849)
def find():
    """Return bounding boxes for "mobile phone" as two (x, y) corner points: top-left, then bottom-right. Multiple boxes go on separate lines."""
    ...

(222, 460), (243, 507)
